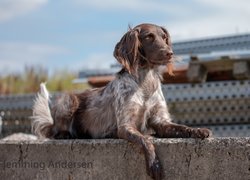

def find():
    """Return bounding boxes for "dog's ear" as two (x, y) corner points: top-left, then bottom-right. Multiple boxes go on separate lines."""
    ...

(113, 27), (140, 75)
(161, 26), (172, 47)
(161, 26), (174, 76)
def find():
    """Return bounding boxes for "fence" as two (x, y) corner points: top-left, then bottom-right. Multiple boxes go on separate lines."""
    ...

(0, 93), (60, 138)
(163, 80), (250, 137)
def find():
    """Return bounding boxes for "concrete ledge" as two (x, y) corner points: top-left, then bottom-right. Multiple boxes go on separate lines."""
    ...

(0, 138), (250, 180)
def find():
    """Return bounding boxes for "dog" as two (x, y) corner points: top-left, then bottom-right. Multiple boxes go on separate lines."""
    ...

(32, 23), (212, 180)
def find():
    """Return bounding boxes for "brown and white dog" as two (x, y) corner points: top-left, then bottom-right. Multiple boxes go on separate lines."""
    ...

(32, 23), (212, 180)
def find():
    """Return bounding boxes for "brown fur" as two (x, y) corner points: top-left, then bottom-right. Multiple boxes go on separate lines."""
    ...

(32, 23), (212, 180)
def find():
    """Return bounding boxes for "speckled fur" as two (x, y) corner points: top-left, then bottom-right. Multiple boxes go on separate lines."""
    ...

(32, 23), (211, 180)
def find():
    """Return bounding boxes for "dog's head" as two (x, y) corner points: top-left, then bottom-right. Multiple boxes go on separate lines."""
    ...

(114, 23), (174, 75)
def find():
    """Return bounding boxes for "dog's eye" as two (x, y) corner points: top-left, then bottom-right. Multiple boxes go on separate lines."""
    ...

(162, 34), (167, 41)
(163, 34), (169, 44)
(145, 34), (154, 41)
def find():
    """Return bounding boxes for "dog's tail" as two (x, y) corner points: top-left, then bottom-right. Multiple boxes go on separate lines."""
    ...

(31, 83), (54, 138)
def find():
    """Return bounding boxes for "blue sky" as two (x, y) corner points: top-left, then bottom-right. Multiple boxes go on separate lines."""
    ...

(0, 0), (250, 75)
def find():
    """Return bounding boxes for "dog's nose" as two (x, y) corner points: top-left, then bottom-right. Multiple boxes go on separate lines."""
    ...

(167, 51), (173, 57)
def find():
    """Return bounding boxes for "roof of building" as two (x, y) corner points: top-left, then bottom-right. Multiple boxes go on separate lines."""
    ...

(173, 33), (250, 55)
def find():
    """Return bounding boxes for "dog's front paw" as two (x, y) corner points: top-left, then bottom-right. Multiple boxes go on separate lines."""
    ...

(146, 156), (162, 180)
(191, 128), (212, 139)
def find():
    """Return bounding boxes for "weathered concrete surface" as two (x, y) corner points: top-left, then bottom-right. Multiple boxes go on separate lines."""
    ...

(0, 138), (249, 180)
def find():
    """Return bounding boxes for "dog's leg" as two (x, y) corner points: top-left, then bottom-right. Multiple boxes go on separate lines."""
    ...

(150, 121), (211, 139)
(51, 94), (79, 139)
(149, 103), (212, 139)
(118, 126), (162, 180)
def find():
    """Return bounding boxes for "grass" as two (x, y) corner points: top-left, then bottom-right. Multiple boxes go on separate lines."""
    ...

(0, 66), (89, 95)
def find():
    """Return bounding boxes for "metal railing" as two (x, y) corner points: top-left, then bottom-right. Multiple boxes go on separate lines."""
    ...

(163, 80), (250, 137)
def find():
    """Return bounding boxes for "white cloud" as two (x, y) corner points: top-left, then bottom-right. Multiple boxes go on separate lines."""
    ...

(165, 0), (250, 41)
(73, 0), (250, 41)
(75, 53), (116, 70)
(0, 42), (68, 74)
(0, 0), (48, 22)
(73, 0), (186, 14)
(195, 0), (250, 11)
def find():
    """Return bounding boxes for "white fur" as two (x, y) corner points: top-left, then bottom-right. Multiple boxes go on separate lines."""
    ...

(31, 83), (53, 138)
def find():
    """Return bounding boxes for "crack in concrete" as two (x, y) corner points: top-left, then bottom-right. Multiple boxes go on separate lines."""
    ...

(123, 143), (129, 159)
(18, 143), (29, 162)
(70, 140), (75, 152)
(18, 143), (23, 162)
(185, 154), (192, 178)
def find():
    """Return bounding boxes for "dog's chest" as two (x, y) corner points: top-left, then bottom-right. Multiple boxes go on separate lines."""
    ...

(139, 70), (160, 100)
(130, 70), (161, 106)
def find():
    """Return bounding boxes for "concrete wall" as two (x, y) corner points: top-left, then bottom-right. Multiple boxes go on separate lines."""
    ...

(0, 138), (249, 180)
